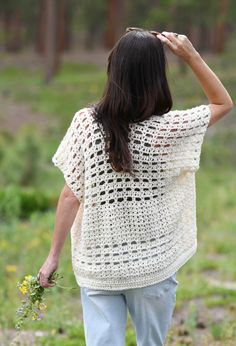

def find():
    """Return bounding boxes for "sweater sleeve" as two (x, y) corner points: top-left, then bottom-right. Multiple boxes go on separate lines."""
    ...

(52, 110), (85, 202)
(167, 104), (212, 172)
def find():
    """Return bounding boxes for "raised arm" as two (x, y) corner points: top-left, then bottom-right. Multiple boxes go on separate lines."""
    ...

(157, 31), (234, 127)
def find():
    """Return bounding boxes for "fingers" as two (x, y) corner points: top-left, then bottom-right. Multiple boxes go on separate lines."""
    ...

(156, 32), (177, 50)
(38, 272), (55, 288)
(159, 31), (188, 44)
(37, 257), (59, 289)
(156, 31), (189, 53)
(161, 31), (179, 42)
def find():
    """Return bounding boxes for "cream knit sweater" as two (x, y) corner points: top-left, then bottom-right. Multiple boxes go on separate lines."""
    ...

(52, 104), (211, 290)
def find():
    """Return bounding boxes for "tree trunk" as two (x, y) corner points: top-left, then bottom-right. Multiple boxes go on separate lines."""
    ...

(63, 1), (73, 50)
(36, 0), (70, 54)
(57, 0), (66, 52)
(199, 23), (212, 52)
(167, 3), (177, 32)
(105, 0), (126, 49)
(214, 0), (228, 53)
(4, 10), (22, 52)
(36, 0), (46, 53)
(44, 0), (60, 84)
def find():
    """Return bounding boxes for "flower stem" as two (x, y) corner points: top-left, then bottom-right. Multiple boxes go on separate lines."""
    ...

(54, 283), (78, 290)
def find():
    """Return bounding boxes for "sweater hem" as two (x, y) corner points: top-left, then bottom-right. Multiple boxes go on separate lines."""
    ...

(72, 241), (197, 290)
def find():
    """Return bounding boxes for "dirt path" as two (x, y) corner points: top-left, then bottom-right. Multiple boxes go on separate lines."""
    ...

(0, 49), (109, 70)
(0, 94), (57, 136)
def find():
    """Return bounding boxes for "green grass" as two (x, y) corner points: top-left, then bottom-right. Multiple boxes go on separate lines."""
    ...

(0, 46), (236, 344)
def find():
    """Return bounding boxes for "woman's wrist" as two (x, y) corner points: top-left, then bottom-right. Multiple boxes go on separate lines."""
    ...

(48, 249), (60, 261)
(183, 50), (201, 65)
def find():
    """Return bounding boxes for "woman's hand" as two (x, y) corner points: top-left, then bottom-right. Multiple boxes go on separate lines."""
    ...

(156, 31), (200, 63)
(37, 254), (59, 288)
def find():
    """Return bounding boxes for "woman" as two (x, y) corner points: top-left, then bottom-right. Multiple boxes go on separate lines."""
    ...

(37, 28), (233, 346)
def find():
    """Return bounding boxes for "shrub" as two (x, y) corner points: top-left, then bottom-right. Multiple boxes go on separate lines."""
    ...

(0, 125), (43, 186)
(0, 185), (53, 221)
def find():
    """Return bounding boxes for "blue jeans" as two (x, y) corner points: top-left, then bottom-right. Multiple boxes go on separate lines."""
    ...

(80, 272), (178, 346)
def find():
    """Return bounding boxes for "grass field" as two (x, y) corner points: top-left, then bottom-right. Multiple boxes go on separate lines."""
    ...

(0, 46), (236, 345)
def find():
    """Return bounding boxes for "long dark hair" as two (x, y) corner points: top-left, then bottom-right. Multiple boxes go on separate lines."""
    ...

(93, 29), (172, 176)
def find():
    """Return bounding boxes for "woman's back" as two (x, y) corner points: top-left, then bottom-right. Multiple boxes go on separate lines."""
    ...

(52, 103), (211, 290)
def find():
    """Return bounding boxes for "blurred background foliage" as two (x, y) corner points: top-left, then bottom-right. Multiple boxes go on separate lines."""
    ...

(0, 1), (235, 345)
(0, 0), (235, 53)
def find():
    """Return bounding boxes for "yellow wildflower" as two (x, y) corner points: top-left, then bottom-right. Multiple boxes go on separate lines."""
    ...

(25, 275), (33, 281)
(27, 239), (40, 249)
(39, 302), (47, 310)
(19, 286), (28, 294)
(0, 240), (9, 250)
(5, 264), (17, 273)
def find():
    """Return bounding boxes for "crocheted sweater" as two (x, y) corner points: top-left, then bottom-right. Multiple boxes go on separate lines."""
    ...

(52, 104), (211, 290)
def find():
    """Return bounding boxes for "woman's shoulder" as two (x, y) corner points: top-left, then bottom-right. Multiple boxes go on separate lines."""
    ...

(163, 104), (211, 126)
(165, 104), (210, 116)
(74, 106), (92, 117)
(71, 106), (95, 126)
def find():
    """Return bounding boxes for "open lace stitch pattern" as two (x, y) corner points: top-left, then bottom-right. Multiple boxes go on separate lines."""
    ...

(52, 104), (211, 290)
